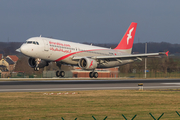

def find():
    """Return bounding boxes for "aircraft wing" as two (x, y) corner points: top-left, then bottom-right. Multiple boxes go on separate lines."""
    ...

(72, 52), (166, 61)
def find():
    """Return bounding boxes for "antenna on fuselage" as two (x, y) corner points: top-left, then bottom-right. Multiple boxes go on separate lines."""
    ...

(40, 35), (42, 37)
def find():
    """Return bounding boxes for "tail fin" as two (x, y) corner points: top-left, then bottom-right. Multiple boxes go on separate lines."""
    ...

(114, 22), (137, 54)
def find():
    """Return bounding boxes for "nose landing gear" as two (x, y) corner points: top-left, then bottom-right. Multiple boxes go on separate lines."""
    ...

(34, 58), (41, 71)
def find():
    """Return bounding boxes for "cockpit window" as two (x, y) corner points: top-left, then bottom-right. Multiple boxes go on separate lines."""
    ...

(27, 41), (32, 44)
(26, 41), (39, 45)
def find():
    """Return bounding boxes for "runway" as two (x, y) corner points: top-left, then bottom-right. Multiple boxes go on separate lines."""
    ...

(1, 78), (180, 92)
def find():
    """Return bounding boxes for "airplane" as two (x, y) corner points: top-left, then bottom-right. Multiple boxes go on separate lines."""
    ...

(17, 22), (165, 78)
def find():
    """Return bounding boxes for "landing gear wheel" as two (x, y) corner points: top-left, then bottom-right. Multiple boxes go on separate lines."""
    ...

(89, 72), (94, 78)
(56, 71), (60, 77)
(93, 72), (98, 78)
(34, 67), (39, 71)
(56, 71), (65, 77)
(60, 71), (65, 77)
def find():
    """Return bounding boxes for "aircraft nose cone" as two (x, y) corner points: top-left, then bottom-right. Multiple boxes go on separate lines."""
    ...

(20, 44), (28, 55)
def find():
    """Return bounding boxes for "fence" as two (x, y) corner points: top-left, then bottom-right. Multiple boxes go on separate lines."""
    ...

(9, 71), (180, 78)
(58, 111), (180, 120)
(119, 72), (180, 78)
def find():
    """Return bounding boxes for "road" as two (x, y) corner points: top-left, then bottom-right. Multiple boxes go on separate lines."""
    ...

(0, 78), (180, 92)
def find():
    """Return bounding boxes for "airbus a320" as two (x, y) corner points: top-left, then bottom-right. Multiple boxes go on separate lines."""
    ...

(17, 22), (165, 78)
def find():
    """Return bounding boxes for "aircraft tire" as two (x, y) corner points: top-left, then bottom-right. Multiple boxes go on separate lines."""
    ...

(56, 71), (60, 77)
(93, 72), (98, 78)
(60, 71), (65, 77)
(36, 67), (39, 71)
(89, 72), (94, 78)
(34, 67), (39, 71)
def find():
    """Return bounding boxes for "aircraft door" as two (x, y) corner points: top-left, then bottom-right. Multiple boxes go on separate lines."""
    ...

(42, 39), (52, 59)
(43, 39), (49, 51)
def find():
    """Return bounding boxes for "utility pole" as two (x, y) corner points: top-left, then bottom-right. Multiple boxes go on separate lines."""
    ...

(145, 43), (147, 78)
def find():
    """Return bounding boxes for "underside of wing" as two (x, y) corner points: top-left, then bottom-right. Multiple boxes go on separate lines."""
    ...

(72, 52), (164, 61)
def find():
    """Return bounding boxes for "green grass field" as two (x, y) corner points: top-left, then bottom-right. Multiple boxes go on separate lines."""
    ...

(0, 90), (180, 120)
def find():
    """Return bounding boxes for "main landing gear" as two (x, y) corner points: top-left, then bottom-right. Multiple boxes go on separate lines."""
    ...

(89, 72), (98, 78)
(56, 62), (65, 77)
(56, 71), (65, 77)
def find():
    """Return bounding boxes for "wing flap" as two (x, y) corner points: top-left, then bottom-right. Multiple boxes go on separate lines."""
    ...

(95, 53), (160, 59)
(72, 52), (165, 60)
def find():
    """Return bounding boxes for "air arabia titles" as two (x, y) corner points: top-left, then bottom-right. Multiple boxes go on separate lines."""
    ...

(49, 41), (72, 53)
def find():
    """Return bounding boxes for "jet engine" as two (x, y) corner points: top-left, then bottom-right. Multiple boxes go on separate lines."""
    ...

(78, 58), (97, 70)
(28, 57), (49, 68)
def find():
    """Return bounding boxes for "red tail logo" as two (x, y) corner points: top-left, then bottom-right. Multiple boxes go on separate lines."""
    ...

(114, 22), (137, 50)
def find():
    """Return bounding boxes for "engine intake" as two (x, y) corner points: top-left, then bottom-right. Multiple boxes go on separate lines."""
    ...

(78, 58), (97, 70)
(28, 57), (49, 68)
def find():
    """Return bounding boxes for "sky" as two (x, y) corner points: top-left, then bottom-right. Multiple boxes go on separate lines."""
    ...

(0, 0), (180, 44)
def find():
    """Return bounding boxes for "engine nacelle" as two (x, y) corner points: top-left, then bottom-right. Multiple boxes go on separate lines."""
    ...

(78, 58), (97, 70)
(28, 57), (49, 68)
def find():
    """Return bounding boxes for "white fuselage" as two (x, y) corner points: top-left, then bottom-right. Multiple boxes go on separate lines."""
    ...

(20, 37), (133, 68)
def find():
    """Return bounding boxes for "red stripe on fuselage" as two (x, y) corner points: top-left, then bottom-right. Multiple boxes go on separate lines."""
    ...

(55, 51), (81, 62)
(55, 49), (107, 62)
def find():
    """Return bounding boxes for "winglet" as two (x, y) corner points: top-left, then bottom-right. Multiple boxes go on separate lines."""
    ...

(114, 22), (137, 50)
(166, 51), (169, 56)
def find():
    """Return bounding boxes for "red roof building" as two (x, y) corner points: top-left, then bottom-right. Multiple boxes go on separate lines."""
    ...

(6, 55), (19, 62)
